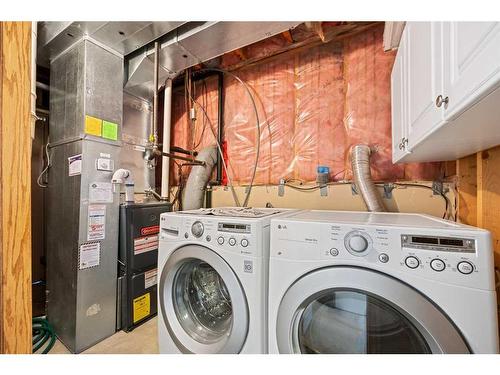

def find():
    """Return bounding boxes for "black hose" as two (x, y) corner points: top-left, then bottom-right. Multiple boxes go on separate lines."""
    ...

(32, 317), (56, 354)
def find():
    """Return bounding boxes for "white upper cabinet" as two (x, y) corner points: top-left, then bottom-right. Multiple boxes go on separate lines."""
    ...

(391, 29), (410, 163)
(405, 22), (444, 149)
(442, 22), (500, 118)
(391, 21), (500, 163)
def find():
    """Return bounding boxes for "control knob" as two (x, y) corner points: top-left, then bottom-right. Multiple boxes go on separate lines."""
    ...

(191, 221), (204, 238)
(345, 231), (371, 256)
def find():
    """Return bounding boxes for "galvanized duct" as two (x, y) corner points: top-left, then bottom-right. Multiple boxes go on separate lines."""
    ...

(351, 145), (387, 212)
(182, 145), (218, 210)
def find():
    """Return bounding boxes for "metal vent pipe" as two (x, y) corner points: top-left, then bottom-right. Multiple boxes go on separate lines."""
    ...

(351, 145), (387, 212)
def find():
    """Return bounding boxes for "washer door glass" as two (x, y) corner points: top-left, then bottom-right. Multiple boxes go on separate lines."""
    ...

(297, 289), (430, 354)
(173, 260), (233, 344)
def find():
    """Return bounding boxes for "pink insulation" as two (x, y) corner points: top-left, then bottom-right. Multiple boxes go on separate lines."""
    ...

(170, 24), (444, 186)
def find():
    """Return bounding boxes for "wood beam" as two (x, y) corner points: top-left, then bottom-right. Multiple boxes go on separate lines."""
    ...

(0, 21), (32, 354)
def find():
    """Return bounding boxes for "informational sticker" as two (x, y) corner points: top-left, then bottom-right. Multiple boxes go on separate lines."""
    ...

(144, 268), (157, 289)
(85, 115), (102, 137)
(141, 225), (159, 236)
(79, 242), (101, 270)
(133, 293), (150, 323)
(134, 235), (159, 255)
(89, 182), (113, 203)
(99, 153), (111, 159)
(68, 154), (82, 176)
(102, 120), (118, 141)
(87, 204), (106, 241)
(96, 158), (114, 172)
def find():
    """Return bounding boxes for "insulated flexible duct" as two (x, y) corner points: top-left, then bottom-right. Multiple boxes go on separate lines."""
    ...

(351, 145), (387, 212)
(182, 145), (218, 210)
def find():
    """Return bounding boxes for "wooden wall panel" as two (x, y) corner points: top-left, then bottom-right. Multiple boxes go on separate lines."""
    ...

(457, 154), (477, 226)
(0, 21), (32, 354)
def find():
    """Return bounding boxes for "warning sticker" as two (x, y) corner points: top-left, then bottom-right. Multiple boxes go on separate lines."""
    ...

(68, 154), (82, 176)
(133, 293), (150, 323)
(134, 235), (159, 255)
(87, 204), (106, 241)
(144, 268), (157, 289)
(79, 242), (100, 270)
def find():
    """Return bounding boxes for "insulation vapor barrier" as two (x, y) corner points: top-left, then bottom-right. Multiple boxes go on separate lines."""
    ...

(171, 24), (444, 186)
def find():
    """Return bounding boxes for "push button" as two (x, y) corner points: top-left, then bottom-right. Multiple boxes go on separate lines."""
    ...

(430, 258), (445, 272)
(228, 237), (237, 246)
(217, 236), (225, 245)
(241, 238), (249, 247)
(405, 256), (419, 269)
(329, 248), (339, 256)
(457, 261), (474, 275)
(378, 253), (389, 263)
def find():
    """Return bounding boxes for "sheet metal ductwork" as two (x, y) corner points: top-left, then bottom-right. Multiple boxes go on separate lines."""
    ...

(182, 145), (218, 210)
(351, 145), (387, 212)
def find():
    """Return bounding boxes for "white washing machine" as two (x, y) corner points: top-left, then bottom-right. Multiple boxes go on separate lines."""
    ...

(268, 210), (499, 354)
(158, 207), (297, 354)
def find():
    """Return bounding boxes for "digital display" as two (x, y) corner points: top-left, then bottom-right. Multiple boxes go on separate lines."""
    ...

(439, 238), (463, 247)
(218, 222), (251, 233)
(412, 236), (439, 245)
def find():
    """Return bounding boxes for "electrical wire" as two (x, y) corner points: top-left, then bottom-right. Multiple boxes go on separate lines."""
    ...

(196, 68), (261, 207)
(36, 141), (51, 188)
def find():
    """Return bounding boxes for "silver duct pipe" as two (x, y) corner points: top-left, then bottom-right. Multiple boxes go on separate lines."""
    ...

(351, 145), (387, 212)
(182, 145), (218, 210)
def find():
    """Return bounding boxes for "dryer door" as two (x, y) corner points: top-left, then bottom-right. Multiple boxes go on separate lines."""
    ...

(159, 244), (249, 353)
(276, 267), (470, 354)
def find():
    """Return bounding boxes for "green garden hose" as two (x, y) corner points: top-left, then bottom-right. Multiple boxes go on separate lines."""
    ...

(32, 317), (56, 354)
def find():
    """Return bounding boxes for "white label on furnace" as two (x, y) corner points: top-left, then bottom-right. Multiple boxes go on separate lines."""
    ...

(87, 204), (106, 241)
(96, 158), (114, 172)
(89, 182), (113, 203)
(68, 154), (82, 176)
(99, 153), (111, 159)
(144, 268), (158, 289)
(134, 235), (159, 255)
(79, 242), (100, 270)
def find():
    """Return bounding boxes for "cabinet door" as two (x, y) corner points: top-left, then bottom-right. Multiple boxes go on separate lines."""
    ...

(405, 22), (445, 150)
(443, 22), (500, 119)
(391, 29), (410, 163)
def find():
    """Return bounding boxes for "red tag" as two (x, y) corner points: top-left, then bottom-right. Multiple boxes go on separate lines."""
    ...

(141, 225), (159, 236)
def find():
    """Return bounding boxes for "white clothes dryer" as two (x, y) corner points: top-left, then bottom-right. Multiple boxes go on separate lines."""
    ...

(268, 210), (499, 354)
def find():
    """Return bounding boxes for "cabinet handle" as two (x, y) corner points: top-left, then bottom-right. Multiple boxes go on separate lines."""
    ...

(436, 95), (449, 108)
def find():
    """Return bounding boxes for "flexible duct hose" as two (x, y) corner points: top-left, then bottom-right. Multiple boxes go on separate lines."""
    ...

(32, 317), (56, 354)
(182, 145), (218, 210)
(351, 145), (387, 212)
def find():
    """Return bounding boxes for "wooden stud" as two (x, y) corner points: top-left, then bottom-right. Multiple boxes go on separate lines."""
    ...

(476, 147), (500, 268)
(456, 153), (477, 226)
(0, 21), (32, 354)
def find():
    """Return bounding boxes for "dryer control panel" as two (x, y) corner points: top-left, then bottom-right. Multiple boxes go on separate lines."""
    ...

(271, 214), (494, 291)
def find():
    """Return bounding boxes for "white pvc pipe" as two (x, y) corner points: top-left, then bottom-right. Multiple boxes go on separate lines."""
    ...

(161, 78), (172, 199)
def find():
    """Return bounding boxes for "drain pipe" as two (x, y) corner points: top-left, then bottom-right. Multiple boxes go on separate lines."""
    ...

(161, 78), (172, 200)
(112, 169), (135, 203)
(182, 145), (218, 210)
(351, 145), (386, 212)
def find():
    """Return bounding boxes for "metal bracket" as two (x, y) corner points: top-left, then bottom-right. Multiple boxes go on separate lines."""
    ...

(319, 184), (328, 197)
(278, 178), (285, 197)
(351, 183), (358, 195)
(383, 183), (395, 199)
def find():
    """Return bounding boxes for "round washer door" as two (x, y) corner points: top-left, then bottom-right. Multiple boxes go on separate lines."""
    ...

(276, 267), (470, 354)
(159, 244), (249, 353)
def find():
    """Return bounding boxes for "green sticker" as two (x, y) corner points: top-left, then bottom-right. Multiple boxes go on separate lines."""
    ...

(102, 121), (118, 140)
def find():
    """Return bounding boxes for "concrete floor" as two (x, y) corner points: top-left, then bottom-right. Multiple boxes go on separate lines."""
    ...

(49, 317), (159, 354)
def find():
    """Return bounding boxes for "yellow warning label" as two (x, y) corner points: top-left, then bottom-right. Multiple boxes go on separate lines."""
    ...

(133, 292), (150, 323)
(85, 115), (102, 136)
